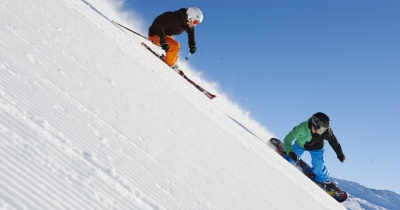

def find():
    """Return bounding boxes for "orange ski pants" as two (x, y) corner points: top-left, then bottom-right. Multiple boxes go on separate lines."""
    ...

(148, 35), (180, 66)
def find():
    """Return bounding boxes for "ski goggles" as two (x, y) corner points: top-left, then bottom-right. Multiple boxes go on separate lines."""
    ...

(192, 19), (200, 26)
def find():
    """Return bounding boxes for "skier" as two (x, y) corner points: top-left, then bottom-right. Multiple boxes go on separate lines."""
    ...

(283, 112), (346, 188)
(148, 6), (203, 70)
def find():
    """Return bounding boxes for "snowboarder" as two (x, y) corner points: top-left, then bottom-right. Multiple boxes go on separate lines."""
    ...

(283, 112), (346, 187)
(148, 6), (203, 70)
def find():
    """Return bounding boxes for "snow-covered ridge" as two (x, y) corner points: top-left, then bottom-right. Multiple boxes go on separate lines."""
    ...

(333, 178), (400, 210)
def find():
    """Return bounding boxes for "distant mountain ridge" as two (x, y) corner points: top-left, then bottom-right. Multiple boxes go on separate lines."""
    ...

(331, 177), (400, 210)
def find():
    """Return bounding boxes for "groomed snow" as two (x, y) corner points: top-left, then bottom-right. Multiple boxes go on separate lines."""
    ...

(0, 0), (345, 209)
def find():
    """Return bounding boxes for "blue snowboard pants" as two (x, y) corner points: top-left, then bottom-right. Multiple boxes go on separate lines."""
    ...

(285, 141), (330, 183)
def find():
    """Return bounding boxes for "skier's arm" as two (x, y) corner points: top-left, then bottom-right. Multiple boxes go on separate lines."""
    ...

(155, 23), (169, 45)
(327, 129), (345, 161)
(186, 27), (196, 47)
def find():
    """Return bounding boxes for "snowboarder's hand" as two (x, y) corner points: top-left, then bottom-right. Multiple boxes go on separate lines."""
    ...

(189, 46), (197, 54)
(338, 155), (346, 162)
(161, 42), (169, 52)
(289, 152), (298, 161)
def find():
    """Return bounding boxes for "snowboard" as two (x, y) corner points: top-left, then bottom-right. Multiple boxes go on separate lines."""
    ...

(269, 138), (348, 203)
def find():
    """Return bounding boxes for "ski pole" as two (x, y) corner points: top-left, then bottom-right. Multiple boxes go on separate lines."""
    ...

(113, 20), (195, 61)
(185, 53), (191, 60)
(112, 20), (150, 41)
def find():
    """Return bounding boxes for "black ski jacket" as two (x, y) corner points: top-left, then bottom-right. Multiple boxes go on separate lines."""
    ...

(148, 8), (196, 47)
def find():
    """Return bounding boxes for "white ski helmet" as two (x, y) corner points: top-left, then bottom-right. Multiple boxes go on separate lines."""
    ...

(186, 6), (203, 24)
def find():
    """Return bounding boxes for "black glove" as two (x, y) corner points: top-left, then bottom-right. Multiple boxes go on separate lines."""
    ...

(189, 46), (197, 54)
(288, 152), (298, 161)
(161, 42), (169, 52)
(338, 155), (346, 162)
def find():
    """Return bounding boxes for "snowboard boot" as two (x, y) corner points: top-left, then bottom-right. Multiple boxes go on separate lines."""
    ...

(316, 180), (334, 191)
(324, 180), (335, 191)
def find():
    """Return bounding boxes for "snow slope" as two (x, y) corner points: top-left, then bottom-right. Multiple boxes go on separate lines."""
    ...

(0, 0), (345, 209)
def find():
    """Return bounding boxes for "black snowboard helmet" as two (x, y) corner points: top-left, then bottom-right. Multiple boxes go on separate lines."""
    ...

(311, 112), (330, 130)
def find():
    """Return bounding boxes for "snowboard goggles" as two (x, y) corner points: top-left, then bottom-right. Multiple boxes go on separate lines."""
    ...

(312, 118), (328, 133)
(318, 126), (328, 133)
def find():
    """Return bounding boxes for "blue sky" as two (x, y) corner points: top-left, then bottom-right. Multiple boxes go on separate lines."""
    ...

(121, 0), (400, 194)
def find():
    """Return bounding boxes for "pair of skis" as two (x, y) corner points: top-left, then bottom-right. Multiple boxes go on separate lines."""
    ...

(112, 20), (215, 99)
(140, 42), (216, 99)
